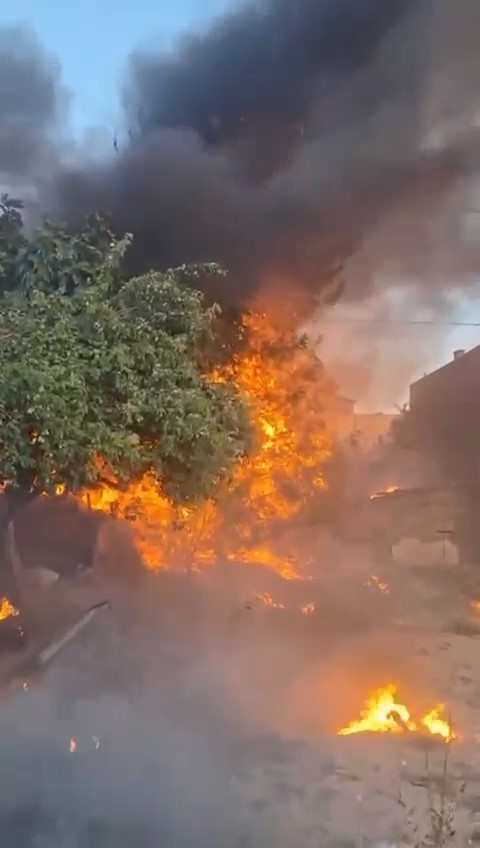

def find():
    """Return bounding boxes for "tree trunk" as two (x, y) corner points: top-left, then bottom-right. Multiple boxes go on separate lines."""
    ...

(0, 500), (20, 607)
(0, 487), (37, 650)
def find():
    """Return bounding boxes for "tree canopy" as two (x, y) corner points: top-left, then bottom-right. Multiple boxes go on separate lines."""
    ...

(0, 196), (251, 507)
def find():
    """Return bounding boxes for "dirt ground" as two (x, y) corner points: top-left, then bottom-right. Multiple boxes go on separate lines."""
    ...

(0, 542), (480, 847)
(201, 554), (480, 848)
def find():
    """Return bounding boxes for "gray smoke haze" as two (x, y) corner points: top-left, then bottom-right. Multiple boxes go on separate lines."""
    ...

(0, 546), (434, 847)
(2, 1), (480, 321)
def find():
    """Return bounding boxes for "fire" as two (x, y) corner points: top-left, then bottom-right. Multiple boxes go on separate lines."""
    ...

(256, 593), (285, 610)
(253, 595), (317, 615)
(422, 707), (454, 740)
(339, 685), (415, 735)
(79, 314), (333, 577)
(338, 685), (455, 741)
(370, 485), (399, 501)
(365, 574), (390, 594)
(0, 597), (19, 621)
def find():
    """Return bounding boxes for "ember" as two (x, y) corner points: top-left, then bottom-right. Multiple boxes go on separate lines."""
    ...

(253, 595), (317, 615)
(256, 593), (285, 610)
(338, 685), (455, 741)
(370, 485), (399, 501)
(0, 597), (19, 622)
(365, 575), (390, 594)
(80, 314), (334, 577)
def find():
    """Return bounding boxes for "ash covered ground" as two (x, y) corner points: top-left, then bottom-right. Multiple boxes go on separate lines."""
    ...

(1, 520), (480, 848)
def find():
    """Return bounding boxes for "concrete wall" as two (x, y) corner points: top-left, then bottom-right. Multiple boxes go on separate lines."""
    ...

(353, 413), (397, 450)
(409, 347), (480, 487)
(392, 537), (460, 567)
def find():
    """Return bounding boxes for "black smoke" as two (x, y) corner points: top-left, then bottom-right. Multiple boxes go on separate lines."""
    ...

(0, 27), (67, 206)
(125, 0), (420, 182)
(2, 1), (480, 316)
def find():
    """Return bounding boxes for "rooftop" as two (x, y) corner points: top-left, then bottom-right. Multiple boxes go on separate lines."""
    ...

(410, 345), (480, 390)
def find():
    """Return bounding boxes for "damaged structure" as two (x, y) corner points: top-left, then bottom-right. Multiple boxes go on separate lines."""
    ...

(369, 346), (480, 565)
(409, 346), (480, 562)
(409, 346), (480, 487)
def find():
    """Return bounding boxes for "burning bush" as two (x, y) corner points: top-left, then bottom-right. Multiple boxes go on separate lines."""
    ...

(0, 199), (251, 602)
(79, 311), (337, 576)
(0, 196), (341, 588)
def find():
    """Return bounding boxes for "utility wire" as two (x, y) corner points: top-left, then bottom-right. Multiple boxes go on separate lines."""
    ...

(318, 318), (480, 327)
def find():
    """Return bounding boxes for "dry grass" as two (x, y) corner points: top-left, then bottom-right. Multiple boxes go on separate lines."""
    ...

(396, 742), (467, 848)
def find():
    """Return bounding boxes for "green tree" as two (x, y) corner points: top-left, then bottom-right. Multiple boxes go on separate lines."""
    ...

(0, 197), (251, 617)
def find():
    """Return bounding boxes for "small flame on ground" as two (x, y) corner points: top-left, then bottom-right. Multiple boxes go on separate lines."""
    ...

(338, 685), (455, 741)
(256, 592), (285, 610)
(365, 575), (390, 594)
(0, 597), (19, 621)
(370, 485), (399, 501)
(254, 594), (316, 614)
(422, 707), (454, 739)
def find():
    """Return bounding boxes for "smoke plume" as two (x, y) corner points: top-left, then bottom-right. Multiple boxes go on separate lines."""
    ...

(0, 27), (67, 206)
(2, 1), (480, 322)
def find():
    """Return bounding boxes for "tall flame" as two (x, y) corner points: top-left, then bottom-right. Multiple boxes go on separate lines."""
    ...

(78, 314), (334, 576)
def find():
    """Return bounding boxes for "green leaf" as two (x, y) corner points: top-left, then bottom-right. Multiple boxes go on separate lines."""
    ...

(0, 209), (252, 502)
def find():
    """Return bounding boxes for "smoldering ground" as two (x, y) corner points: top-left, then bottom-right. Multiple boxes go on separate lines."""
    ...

(0, 511), (450, 847)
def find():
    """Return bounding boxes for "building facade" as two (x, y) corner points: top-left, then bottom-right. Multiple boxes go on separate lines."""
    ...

(409, 346), (480, 484)
(408, 346), (480, 561)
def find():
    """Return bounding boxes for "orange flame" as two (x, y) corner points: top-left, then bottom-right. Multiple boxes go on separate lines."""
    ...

(370, 485), (399, 501)
(78, 314), (333, 577)
(338, 685), (455, 741)
(253, 595), (317, 615)
(422, 706), (454, 740)
(0, 597), (19, 621)
(365, 574), (390, 594)
(256, 593), (285, 610)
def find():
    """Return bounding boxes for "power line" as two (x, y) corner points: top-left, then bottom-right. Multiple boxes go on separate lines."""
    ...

(318, 318), (480, 327)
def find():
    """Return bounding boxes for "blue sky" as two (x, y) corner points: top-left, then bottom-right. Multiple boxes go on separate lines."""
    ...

(2, 0), (236, 132)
